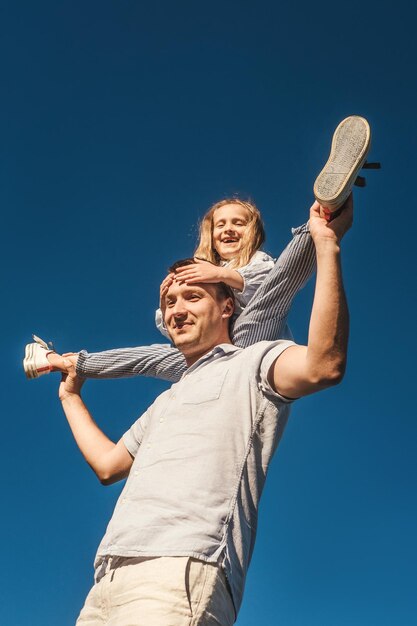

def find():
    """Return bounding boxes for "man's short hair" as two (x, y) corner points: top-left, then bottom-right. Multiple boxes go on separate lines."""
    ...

(168, 258), (236, 304)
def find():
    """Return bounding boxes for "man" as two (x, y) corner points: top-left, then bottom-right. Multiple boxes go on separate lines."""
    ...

(59, 198), (351, 625)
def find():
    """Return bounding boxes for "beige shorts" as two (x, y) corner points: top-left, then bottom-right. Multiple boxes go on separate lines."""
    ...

(76, 556), (235, 626)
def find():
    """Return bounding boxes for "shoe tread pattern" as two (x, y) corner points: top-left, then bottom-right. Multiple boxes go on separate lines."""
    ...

(314, 116), (371, 210)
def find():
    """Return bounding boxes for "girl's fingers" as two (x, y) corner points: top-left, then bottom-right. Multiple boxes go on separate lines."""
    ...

(184, 275), (217, 284)
(176, 271), (197, 280)
(175, 264), (197, 275)
(177, 274), (201, 284)
(174, 268), (219, 283)
(160, 285), (170, 299)
(160, 275), (174, 290)
(184, 275), (206, 283)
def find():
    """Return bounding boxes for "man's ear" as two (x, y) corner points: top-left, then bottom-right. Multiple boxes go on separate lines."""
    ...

(221, 297), (235, 319)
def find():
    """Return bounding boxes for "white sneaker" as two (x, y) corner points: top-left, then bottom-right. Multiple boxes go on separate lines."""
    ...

(23, 335), (55, 379)
(314, 116), (372, 212)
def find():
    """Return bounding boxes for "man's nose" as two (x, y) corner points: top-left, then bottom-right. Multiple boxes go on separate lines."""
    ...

(171, 300), (187, 318)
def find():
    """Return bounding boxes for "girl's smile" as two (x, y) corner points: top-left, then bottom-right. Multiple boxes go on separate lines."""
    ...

(212, 203), (251, 261)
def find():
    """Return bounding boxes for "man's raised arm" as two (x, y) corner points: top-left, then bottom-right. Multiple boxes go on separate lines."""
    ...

(270, 198), (352, 399)
(59, 362), (134, 484)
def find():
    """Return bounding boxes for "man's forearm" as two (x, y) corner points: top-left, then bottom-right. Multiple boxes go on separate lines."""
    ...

(306, 239), (349, 384)
(271, 200), (351, 399)
(61, 393), (117, 481)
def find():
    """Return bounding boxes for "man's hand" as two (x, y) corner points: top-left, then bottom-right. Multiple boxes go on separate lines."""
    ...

(58, 359), (84, 402)
(309, 195), (353, 246)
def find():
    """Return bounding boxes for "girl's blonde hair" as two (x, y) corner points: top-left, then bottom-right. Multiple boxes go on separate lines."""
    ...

(194, 198), (265, 269)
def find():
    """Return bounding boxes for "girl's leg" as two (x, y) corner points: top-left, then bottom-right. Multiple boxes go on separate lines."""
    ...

(76, 344), (187, 383)
(24, 338), (186, 384)
(231, 222), (316, 347)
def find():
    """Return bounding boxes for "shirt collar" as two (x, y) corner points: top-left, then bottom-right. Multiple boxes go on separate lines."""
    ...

(182, 343), (240, 378)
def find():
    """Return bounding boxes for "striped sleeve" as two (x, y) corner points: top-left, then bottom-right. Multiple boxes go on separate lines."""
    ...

(231, 222), (316, 347)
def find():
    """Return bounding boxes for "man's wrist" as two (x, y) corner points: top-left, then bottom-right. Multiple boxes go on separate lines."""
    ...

(313, 237), (342, 257)
(60, 391), (83, 405)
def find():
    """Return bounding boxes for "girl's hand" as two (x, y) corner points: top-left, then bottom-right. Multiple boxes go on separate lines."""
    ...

(174, 259), (224, 284)
(160, 273), (174, 310)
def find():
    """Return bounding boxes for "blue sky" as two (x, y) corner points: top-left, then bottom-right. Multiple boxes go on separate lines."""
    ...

(2, 1), (417, 624)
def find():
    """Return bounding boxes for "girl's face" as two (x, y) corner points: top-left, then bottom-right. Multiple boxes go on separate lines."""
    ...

(212, 203), (251, 261)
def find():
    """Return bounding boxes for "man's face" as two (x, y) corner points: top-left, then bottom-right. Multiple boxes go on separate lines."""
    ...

(163, 280), (233, 363)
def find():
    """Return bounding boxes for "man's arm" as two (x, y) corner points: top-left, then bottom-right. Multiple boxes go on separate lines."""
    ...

(270, 198), (352, 399)
(59, 362), (134, 484)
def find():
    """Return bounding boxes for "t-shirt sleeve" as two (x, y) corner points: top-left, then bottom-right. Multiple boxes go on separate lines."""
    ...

(122, 409), (151, 457)
(257, 340), (297, 403)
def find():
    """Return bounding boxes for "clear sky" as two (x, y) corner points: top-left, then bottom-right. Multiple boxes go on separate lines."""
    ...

(2, 1), (417, 624)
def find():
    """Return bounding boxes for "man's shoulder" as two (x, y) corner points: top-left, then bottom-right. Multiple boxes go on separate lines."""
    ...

(235, 339), (295, 358)
(221, 341), (296, 404)
(213, 340), (296, 372)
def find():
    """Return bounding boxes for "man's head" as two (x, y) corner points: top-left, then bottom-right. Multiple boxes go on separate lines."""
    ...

(162, 259), (235, 365)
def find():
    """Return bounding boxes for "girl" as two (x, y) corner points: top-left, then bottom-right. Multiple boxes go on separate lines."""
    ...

(23, 196), (315, 383)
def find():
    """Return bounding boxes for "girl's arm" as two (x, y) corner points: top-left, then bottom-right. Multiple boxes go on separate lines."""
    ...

(233, 252), (275, 309)
(232, 221), (316, 347)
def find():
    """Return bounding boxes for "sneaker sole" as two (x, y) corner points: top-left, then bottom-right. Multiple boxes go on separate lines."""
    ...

(23, 343), (37, 379)
(23, 343), (51, 379)
(313, 116), (371, 211)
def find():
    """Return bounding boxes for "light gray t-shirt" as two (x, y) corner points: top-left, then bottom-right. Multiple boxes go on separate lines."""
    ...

(95, 340), (295, 615)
